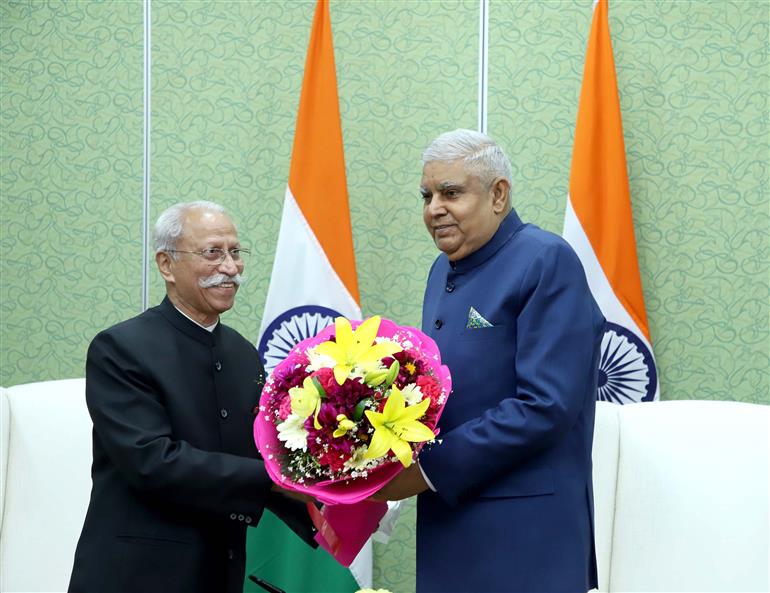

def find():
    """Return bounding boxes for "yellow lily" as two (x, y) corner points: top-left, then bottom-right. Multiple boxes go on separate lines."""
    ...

(333, 414), (356, 438)
(364, 385), (435, 467)
(315, 316), (402, 385)
(289, 376), (322, 429)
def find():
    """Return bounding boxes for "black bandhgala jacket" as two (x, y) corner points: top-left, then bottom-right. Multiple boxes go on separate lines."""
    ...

(69, 297), (316, 593)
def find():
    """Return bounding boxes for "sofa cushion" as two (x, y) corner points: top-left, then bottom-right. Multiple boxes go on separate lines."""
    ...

(610, 400), (769, 592)
(0, 378), (91, 593)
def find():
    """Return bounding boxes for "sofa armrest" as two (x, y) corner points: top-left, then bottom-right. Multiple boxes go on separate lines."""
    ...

(610, 400), (769, 592)
(0, 378), (92, 593)
(591, 401), (620, 593)
(0, 389), (9, 537)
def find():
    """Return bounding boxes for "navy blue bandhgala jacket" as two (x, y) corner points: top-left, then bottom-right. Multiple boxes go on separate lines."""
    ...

(418, 210), (605, 593)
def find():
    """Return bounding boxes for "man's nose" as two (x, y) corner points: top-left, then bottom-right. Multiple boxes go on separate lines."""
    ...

(218, 252), (239, 274)
(427, 195), (446, 217)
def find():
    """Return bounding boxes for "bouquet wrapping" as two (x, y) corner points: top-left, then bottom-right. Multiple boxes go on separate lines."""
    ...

(254, 316), (451, 563)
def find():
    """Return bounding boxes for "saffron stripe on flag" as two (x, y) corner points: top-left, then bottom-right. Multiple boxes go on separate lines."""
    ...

(287, 0), (359, 306)
(563, 0), (659, 404)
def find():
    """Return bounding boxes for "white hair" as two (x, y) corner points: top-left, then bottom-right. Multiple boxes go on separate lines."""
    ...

(422, 129), (512, 197)
(153, 201), (228, 258)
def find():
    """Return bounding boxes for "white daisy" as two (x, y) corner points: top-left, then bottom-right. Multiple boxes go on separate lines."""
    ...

(276, 414), (308, 451)
(400, 383), (424, 406)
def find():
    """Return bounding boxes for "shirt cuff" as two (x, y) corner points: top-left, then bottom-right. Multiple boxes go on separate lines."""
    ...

(418, 462), (437, 492)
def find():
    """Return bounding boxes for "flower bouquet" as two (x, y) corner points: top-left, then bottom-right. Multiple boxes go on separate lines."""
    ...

(254, 315), (451, 564)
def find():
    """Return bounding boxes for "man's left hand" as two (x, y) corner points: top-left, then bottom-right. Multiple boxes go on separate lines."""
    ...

(371, 462), (429, 501)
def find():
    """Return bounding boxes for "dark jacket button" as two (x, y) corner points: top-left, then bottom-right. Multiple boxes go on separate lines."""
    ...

(214, 361), (222, 371)
(220, 408), (228, 419)
(446, 282), (455, 293)
(434, 319), (443, 329)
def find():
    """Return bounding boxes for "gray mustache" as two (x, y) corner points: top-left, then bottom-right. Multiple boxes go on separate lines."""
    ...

(198, 273), (244, 288)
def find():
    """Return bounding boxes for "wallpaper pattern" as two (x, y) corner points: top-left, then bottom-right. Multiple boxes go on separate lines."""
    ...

(1, 1), (144, 384)
(1, 1), (767, 592)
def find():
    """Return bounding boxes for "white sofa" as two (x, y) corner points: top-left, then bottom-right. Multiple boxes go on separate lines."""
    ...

(1, 379), (768, 593)
(591, 398), (768, 592)
(1, 380), (92, 593)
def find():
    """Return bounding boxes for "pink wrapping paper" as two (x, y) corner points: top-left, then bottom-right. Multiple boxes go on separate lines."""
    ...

(254, 318), (451, 506)
(308, 500), (389, 567)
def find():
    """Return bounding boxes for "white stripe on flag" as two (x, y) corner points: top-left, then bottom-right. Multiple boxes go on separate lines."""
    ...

(259, 186), (361, 340)
(564, 194), (659, 401)
(350, 542), (373, 589)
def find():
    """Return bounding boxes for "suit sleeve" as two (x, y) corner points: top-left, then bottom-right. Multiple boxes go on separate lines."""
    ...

(86, 331), (273, 519)
(419, 241), (603, 505)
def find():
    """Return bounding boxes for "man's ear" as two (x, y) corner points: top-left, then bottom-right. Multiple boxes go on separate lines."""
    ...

(156, 251), (175, 283)
(490, 177), (511, 214)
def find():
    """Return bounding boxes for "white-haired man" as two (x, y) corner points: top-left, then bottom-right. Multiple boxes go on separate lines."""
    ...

(375, 130), (605, 593)
(69, 201), (316, 593)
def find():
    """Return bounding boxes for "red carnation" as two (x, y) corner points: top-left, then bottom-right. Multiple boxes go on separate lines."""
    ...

(416, 375), (442, 405)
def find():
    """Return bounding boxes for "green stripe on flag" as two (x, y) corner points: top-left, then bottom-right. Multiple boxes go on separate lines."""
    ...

(245, 510), (359, 593)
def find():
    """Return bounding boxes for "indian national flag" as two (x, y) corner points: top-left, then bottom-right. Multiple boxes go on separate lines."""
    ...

(563, 0), (659, 404)
(246, 0), (368, 590)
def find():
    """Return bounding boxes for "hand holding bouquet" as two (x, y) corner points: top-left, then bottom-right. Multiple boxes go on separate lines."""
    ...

(254, 315), (451, 505)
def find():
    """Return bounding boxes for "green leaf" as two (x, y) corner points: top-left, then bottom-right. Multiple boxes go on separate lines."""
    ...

(353, 397), (372, 422)
(312, 376), (327, 399)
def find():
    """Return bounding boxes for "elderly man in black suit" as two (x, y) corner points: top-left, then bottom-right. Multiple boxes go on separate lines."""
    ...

(69, 201), (315, 593)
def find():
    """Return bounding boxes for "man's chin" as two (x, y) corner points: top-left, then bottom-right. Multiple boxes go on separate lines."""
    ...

(435, 239), (459, 257)
(210, 303), (234, 316)
(205, 289), (237, 313)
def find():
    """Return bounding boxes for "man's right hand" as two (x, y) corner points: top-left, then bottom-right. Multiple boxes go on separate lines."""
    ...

(270, 482), (315, 504)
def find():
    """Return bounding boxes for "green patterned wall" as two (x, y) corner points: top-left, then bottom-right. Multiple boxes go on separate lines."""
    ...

(1, 1), (144, 386)
(1, 1), (767, 592)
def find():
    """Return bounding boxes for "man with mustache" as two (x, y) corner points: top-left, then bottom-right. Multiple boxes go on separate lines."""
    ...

(69, 201), (317, 593)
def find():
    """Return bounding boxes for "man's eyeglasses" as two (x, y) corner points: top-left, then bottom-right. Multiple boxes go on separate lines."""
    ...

(167, 248), (250, 264)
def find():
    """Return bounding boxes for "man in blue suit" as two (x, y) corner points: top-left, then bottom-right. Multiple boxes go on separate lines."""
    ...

(375, 129), (604, 593)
